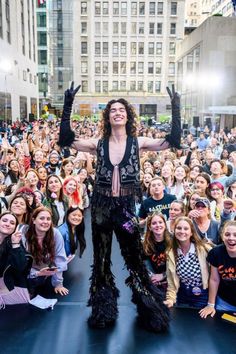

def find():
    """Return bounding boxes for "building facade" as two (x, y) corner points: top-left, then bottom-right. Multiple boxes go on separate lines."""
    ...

(47, 0), (185, 120)
(0, 0), (38, 122)
(176, 16), (236, 130)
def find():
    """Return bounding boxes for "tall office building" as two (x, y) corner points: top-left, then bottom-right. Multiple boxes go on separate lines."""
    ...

(47, 1), (185, 120)
(0, 0), (38, 122)
(202, 0), (235, 18)
(37, 0), (48, 110)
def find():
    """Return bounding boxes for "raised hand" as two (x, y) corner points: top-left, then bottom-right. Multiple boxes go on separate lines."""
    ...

(58, 81), (80, 147)
(64, 81), (81, 107)
(166, 84), (180, 108)
(164, 84), (181, 149)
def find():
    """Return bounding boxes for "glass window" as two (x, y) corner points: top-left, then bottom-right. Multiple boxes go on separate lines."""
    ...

(113, 22), (119, 34)
(121, 42), (126, 55)
(81, 22), (87, 34)
(121, 22), (126, 34)
(148, 42), (154, 55)
(82, 81), (88, 92)
(131, 22), (137, 34)
(157, 2), (163, 15)
(113, 42), (119, 55)
(155, 81), (161, 93)
(95, 62), (101, 74)
(130, 81), (136, 91)
(113, 61), (119, 74)
(169, 42), (175, 55)
(131, 42), (137, 55)
(121, 2), (127, 15)
(120, 62), (126, 74)
(112, 81), (118, 91)
(138, 62), (144, 74)
(81, 2), (87, 14)
(81, 61), (88, 74)
(148, 62), (154, 74)
(103, 81), (108, 92)
(156, 62), (162, 74)
(148, 81), (153, 93)
(103, 22), (108, 34)
(149, 23), (154, 35)
(170, 23), (176, 35)
(120, 81), (126, 90)
(131, 2), (137, 15)
(95, 2), (101, 15)
(95, 22), (101, 34)
(138, 42), (144, 54)
(177, 60), (183, 75)
(103, 42), (109, 55)
(139, 23), (144, 34)
(95, 81), (101, 93)
(130, 62), (136, 74)
(169, 62), (175, 75)
(157, 23), (162, 35)
(95, 42), (101, 55)
(138, 81), (143, 91)
(187, 54), (193, 73)
(149, 2), (155, 15)
(103, 61), (108, 74)
(156, 42), (162, 55)
(113, 2), (119, 15)
(103, 2), (109, 15)
(139, 2), (145, 15)
(81, 41), (88, 54)
(171, 2), (177, 15)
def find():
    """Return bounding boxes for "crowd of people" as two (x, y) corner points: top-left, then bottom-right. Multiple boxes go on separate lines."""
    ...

(0, 112), (236, 327)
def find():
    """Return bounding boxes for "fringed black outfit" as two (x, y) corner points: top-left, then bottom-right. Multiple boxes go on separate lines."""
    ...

(88, 136), (170, 332)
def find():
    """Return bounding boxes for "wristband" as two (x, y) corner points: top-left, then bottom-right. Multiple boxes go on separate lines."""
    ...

(207, 302), (215, 308)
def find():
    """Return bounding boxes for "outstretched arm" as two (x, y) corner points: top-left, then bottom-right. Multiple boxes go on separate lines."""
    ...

(58, 81), (81, 148)
(58, 82), (98, 153)
(138, 85), (181, 151)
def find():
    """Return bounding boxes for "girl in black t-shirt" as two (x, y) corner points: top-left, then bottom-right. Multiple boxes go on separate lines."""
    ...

(143, 212), (171, 293)
(199, 220), (236, 318)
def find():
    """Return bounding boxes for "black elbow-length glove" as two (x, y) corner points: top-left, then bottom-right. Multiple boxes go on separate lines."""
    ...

(165, 85), (181, 149)
(58, 81), (81, 147)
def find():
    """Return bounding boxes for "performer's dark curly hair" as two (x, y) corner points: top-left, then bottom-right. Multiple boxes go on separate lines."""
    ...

(100, 98), (138, 138)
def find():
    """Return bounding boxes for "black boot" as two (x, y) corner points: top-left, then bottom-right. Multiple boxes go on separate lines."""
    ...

(126, 273), (170, 333)
(88, 285), (119, 328)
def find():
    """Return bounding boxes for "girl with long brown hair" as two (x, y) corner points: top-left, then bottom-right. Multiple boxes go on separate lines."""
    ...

(164, 216), (212, 309)
(21, 206), (68, 298)
(143, 212), (171, 292)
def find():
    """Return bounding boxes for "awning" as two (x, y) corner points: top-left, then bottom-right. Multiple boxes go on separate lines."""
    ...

(208, 106), (236, 114)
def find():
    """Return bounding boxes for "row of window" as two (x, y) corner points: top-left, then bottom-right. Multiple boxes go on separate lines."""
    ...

(81, 1), (178, 16)
(81, 41), (175, 56)
(81, 61), (175, 75)
(82, 21), (177, 36)
(80, 79), (174, 93)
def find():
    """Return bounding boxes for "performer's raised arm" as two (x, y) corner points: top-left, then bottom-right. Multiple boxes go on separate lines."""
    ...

(138, 84), (181, 151)
(58, 82), (98, 154)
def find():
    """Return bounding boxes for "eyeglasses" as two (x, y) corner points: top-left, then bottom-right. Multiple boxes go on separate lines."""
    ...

(195, 204), (207, 208)
(210, 188), (221, 192)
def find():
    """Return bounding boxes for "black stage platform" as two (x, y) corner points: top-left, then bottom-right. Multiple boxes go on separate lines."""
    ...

(1, 211), (236, 354)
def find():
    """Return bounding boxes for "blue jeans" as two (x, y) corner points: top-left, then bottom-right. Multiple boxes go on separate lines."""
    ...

(216, 296), (236, 312)
(177, 283), (208, 309)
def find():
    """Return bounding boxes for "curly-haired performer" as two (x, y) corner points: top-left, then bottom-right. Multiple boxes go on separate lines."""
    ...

(58, 82), (181, 332)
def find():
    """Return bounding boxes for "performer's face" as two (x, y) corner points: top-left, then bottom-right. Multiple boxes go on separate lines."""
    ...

(109, 102), (127, 127)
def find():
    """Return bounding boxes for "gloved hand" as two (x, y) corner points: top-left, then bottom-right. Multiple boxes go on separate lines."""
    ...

(165, 84), (181, 149)
(58, 81), (81, 147)
(62, 81), (81, 119)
